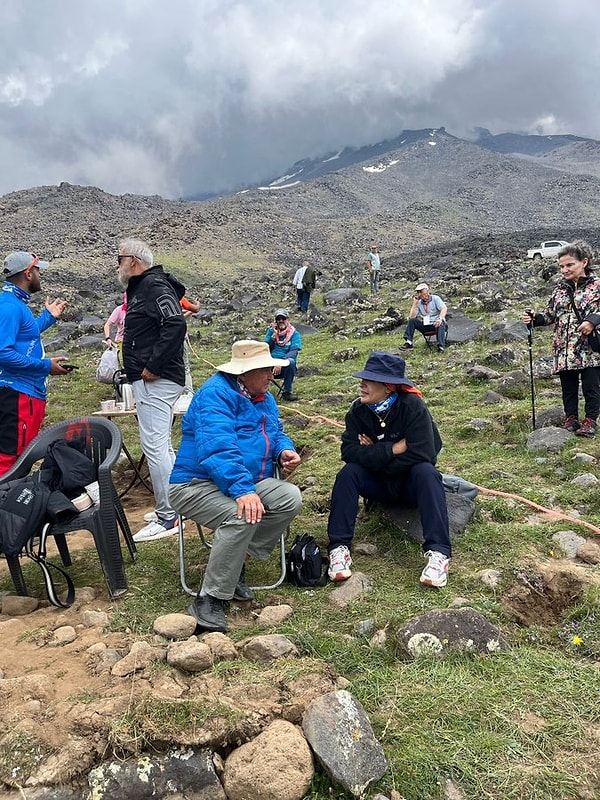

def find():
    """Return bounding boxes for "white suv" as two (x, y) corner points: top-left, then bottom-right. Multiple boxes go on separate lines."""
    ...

(526, 240), (570, 260)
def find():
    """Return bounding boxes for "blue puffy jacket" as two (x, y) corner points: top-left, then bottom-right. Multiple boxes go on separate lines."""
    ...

(170, 372), (296, 498)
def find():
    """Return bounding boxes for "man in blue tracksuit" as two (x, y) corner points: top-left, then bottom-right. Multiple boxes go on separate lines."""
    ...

(0, 251), (70, 474)
(169, 340), (302, 633)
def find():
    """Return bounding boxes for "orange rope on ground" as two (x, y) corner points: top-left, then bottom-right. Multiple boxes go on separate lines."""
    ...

(278, 406), (345, 428)
(476, 485), (600, 537)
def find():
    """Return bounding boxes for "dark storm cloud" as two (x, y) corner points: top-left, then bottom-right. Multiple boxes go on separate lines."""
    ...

(0, 0), (598, 198)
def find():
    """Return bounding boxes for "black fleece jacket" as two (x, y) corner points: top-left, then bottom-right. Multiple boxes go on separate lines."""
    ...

(341, 392), (443, 489)
(123, 266), (187, 385)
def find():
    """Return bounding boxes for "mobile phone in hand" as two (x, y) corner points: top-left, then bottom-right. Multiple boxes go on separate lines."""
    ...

(62, 364), (79, 371)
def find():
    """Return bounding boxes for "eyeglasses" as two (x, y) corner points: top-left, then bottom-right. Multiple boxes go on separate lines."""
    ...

(117, 254), (135, 264)
(275, 316), (287, 321)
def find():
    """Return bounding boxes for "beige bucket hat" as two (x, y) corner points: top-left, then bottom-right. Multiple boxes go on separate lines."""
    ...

(217, 340), (289, 375)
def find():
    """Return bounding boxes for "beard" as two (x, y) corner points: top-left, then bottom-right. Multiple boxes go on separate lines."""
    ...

(117, 266), (129, 288)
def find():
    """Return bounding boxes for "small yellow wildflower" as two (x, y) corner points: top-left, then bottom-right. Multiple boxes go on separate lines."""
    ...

(572, 636), (583, 646)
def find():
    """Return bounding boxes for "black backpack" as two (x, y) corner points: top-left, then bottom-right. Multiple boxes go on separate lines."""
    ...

(286, 533), (328, 587)
(0, 475), (75, 607)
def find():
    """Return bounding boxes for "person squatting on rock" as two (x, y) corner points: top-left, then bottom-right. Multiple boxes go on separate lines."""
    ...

(117, 238), (188, 541)
(401, 282), (448, 352)
(326, 352), (452, 588)
(0, 251), (71, 475)
(523, 240), (600, 438)
(169, 340), (302, 633)
(366, 244), (381, 294)
(264, 308), (302, 401)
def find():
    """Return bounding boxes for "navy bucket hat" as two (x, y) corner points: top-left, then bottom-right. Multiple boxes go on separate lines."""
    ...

(353, 352), (414, 387)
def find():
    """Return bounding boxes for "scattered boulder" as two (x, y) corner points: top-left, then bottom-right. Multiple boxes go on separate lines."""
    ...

(240, 634), (299, 662)
(383, 493), (475, 544)
(329, 573), (373, 609)
(224, 720), (313, 800)
(302, 690), (387, 797)
(393, 608), (509, 659)
(166, 640), (213, 672)
(88, 747), (226, 800)
(526, 427), (572, 453)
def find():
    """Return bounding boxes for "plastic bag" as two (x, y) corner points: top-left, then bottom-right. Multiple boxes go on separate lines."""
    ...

(96, 346), (119, 384)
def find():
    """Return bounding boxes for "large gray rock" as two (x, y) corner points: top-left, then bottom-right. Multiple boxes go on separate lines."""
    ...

(446, 314), (485, 344)
(224, 720), (313, 800)
(302, 690), (387, 797)
(240, 634), (299, 662)
(394, 608), (509, 659)
(323, 288), (362, 305)
(87, 747), (226, 800)
(526, 426), (573, 453)
(486, 321), (529, 342)
(383, 492), (475, 544)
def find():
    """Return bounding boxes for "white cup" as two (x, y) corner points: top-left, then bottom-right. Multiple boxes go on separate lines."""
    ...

(114, 402), (125, 411)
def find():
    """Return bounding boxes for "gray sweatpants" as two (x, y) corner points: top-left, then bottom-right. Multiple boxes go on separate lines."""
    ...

(169, 478), (302, 599)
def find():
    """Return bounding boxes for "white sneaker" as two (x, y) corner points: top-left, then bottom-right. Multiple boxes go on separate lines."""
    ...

(420, 550), (450, 588)
(328, 545), (352, 582)
(133, 516), (183, 542)
(143, 511), (158, 523)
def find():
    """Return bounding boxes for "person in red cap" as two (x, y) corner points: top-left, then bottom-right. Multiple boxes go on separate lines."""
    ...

(326, 351), (452, 587)
(0, 251), (71, 474)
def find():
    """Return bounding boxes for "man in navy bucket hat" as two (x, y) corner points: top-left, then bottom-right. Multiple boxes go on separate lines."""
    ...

(326, 351), (452, 587)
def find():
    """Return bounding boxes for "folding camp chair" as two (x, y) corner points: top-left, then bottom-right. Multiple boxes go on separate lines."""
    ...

(177, 465), (289, 597)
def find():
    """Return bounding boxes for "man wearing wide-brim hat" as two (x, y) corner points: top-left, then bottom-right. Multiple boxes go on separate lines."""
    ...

(326, 351), (452, 588)
(169, 340), (302, 632)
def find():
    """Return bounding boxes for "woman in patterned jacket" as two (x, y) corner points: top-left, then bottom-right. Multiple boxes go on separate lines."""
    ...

(523, 240), (600, 438)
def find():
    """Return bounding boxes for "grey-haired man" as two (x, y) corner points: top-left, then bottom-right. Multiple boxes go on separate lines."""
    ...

(117, 238), (187, 542)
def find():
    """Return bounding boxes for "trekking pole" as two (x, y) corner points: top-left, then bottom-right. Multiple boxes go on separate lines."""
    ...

(526, 315), (536, 430)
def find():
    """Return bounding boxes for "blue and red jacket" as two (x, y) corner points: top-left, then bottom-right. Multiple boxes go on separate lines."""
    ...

(170, 372), (296, 498)
(0, 283), (57, 400)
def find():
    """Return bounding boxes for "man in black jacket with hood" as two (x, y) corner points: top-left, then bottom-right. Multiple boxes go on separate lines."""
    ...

(117, 238), (187, 541)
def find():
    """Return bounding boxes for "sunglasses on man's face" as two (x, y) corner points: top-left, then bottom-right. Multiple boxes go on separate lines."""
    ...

(117, 254), (135, 264)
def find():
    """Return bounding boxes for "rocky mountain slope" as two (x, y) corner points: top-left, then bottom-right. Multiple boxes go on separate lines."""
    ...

(0, 128), (598, 306)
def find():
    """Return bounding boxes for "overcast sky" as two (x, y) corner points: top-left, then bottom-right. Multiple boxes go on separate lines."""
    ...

(0, 0), (598, 199)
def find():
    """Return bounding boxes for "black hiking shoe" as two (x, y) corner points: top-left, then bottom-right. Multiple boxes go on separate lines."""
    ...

(188, 593), (228, 632)
(233, 563), (255, 601)
(281, 391), (299, 401)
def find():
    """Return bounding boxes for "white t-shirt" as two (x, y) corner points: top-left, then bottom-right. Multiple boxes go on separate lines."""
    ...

(293, 267), (307, 288)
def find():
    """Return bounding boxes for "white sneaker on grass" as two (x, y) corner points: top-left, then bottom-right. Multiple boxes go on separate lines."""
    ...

(419, 550), (450, 588)
(328, 545), (352, 582)
(133, 516), (183, 542)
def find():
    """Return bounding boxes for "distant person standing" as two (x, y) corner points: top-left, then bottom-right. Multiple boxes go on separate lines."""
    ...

(103, 293), (127, 363)
(0, 251), (71, 474)
(292, 261), (315, 313)
(366, 245), (381, 294)
(523, 240), (600, 438)
(117, 238), (187, 541)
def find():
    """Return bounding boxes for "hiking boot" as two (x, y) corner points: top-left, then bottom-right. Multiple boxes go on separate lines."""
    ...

(188, 593), (228, 632)
(419, 550), (450, 588)
(233, 563), (254, 601)
(400, 340), (413, 350)
(437, 345), (445, 353)
(328, 544), (352, 582)
(564, 415), (581, 432)
(133, 515), (182, 542)
(575, 417), (597, 438)
(281, 391), (299, 401)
